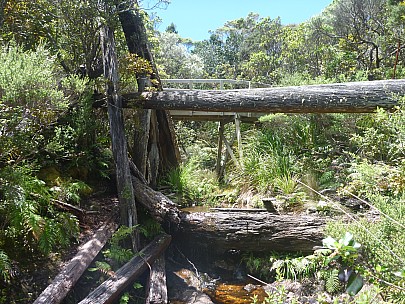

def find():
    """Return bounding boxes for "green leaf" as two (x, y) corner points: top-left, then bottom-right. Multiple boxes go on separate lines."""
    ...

(133, 282), (143, 289)
(340, 232), (354, 246)
(346, 273), (364, 296)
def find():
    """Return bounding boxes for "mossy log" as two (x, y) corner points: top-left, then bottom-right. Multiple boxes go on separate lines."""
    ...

(121, 79), (405, 113)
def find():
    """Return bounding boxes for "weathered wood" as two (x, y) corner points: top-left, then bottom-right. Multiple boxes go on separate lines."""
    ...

(131, 109), (151, 178)
(33, 221), (118, 304)
(122, 79), (405, 113)
(176, 212), (325, 255)
(145, 255), (168, 304)
(100, 24), (139, 249)
(78, 234), (171, 304)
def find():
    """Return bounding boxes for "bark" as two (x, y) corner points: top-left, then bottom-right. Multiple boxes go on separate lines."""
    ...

(122, 79), (405, 113)
(78, 234), (171, 304)
(145, 255), (168, 304)
(0, 0), (7, 28)
(131, 109), (151, 177)
(148, 110), (160, 188)
(176, 211), (325, 256)
(100, 24), (138, 248)
(132, 176), (182, 226)
(33, 221), (118, 304)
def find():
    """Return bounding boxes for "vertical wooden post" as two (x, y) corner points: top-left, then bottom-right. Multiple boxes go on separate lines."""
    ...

(216, 120), (225, 179)
(100, 24), (139, 250)
(235, 114), (243, 165)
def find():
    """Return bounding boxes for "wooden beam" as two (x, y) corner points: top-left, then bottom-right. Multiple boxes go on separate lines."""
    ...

(33, 221), (118, 304)
(122, 79), (405, 113)
(78, 234), (171, 304)
(216, 121), (225, 178)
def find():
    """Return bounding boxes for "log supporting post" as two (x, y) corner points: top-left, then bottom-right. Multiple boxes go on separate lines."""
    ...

(235, 114), (243, 164)
(216, 120), (225, 179)
(100, 23), (139, 250)
(145, 255), (168, 304)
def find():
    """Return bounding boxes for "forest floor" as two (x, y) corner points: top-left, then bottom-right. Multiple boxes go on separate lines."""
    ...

(2, 194), (119, 304)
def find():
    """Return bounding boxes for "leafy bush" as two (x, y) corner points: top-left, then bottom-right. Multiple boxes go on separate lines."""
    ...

(0, 43), (68, 164)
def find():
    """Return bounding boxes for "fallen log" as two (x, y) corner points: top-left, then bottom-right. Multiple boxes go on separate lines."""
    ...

(78, 233), (171, 304)
(145, 255), (168, 304)
(175, 211), (325, 257)
(33, 220), (118, 304)
(121, 79), (405, 113)
(131, 176), (324, 255)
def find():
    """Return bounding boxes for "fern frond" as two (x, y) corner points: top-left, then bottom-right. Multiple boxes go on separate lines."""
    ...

(325, 269), (341, 294)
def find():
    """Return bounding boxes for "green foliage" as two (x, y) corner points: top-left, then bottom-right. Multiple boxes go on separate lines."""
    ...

(103, 226), (137, 266)
(0, 164), (79, 256)
(161, 159), (219, 206)
(0, 43), (68, 163)
(0, 251), (11, 284)
(321, 268), (341, 294)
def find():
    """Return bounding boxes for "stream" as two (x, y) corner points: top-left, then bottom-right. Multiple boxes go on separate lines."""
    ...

(167, 206), (272, 303)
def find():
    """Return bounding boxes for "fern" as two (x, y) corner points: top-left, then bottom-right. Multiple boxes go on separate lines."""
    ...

(322, 269), (341, 294)
(1, 165), (79, 255)
(0, 250), (11, 283)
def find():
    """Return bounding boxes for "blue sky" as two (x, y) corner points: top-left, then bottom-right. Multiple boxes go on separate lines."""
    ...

(150, 0), (333, 41)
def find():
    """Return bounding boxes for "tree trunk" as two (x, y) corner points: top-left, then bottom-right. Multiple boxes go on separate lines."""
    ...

(118, 2), (180, 178)
(122, 79), (405, 113)
(176, 211), (325, 257)
(131, 109), (151, 178)
(33, 221), (118, 304)
(0, 0), (7, 28)
(132, 176), (182, 225)
(78, 234), (171, 304)
(100, 24), (138, 249)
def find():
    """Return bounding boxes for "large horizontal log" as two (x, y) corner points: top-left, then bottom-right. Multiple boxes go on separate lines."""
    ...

(131, 176), (324, 255)
(34, 220), (118, 304)
(175, 211), (325, 256)
(122, 79), (405, 113)
(79, 234), (171, 304)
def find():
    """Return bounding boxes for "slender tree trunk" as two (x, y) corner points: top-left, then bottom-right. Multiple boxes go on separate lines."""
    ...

(100, 23), (139, 249)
